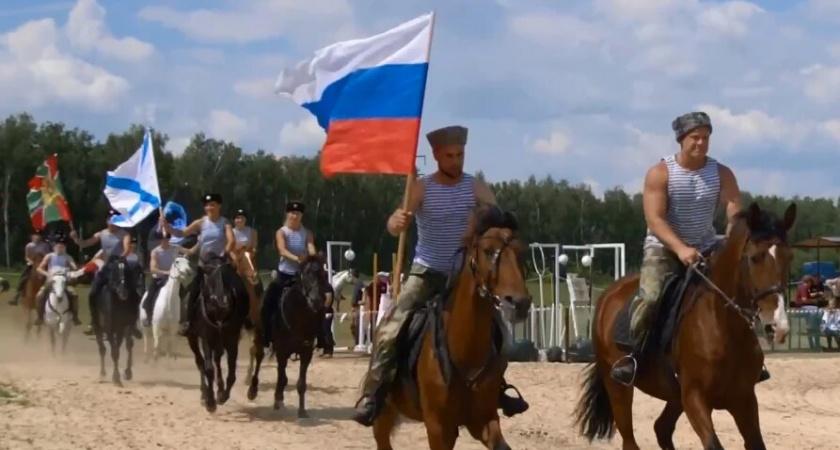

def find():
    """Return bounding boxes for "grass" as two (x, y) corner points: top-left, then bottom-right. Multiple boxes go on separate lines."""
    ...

(0, 382), (29, 406)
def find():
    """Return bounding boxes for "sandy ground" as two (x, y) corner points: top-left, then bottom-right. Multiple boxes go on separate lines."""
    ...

(2, 323), (840, 450)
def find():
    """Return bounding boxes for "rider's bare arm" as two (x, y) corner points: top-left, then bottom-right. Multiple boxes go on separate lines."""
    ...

(306, 231), (316, 256)
(473, 178), (497, 206)
(644, 162), (689, 252)
(250, 229), (258, 254)
(164, 218), (202, 238)
(36, 254), (51, 277)
(224, 223), (235, 255)
(275, 229), (299, 263)
(718, 164), (742, 237)
(386, 178), (425, 237)
(24, 245), (33, 265)
(68, 256), (78, 271)
(120, 233), (131, 257)
(73, 230), (101, 248)
(149, 251), (166, 277)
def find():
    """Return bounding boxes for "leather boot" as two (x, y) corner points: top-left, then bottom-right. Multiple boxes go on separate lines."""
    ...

(611, 332), (646, 387)
(498, 381), (529, 417)
(352, 341), (396, 426)
(69, 294), (82, 326)
(758, 366), (770, 383)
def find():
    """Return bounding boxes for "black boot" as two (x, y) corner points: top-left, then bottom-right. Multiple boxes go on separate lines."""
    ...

(84, 289), (99, 336)
(611, 334), (645, 387)
(34, 292), (46, 325)
(69, 294), (82, 326)
(758, 366), (770, 383)
(352, 383), (388, 427)
(8, 291), (20, 306)
(498, 381), (529, 417)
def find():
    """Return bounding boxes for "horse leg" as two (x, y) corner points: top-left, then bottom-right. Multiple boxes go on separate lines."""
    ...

(465, 414), (509, 450)
(372, 403), (398, 450)
(273, 349), (289, 410)
(213, 344), (226, 405)
(296, 346), (313, 419)
(247, 333), (266, 401)
(221, 336), (238, 405)
(110, 331), (124, 387)
(729, 392), (766, 450)
(95, 332), (107, 380)
(201, 338), (217, 413)
(653, 400), (683, 450)
(187, 335), (210, 408)
(124, 329), (134, 381)
(423, 416), (458, 450)
(603, 372), (641, 450)
(682, 388), (724, 449)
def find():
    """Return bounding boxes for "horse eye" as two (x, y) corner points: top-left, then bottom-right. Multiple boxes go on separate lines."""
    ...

(751, 253), (764, 263)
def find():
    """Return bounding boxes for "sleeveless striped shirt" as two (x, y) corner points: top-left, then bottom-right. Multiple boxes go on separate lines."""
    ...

(46, 252), (72, 274)
(151, 245), (178, 279)
(27, 241), (50, 257)
(233, 226), (255, 248)
(277, 225), (308, 275)
(100, 228), (126, 258)
(199, 216), (229, 258)
(414, 173), (476, 274)
(644, 155), (720, 253)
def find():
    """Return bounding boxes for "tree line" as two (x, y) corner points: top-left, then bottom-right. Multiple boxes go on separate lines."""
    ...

(0, 113), (837, 280)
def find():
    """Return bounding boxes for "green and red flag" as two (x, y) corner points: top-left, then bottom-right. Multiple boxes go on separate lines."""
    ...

(26, 154), (72, 229)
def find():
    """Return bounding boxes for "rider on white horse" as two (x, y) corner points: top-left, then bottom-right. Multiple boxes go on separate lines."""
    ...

(34, 232), (81, 326)
(9, 228), (50, 306)
(142, 230), (187, 327)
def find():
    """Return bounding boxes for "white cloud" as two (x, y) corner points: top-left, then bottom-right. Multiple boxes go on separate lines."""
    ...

(207, 109), (250, 142)
(165, 136), (191, 156)
(594, 0), (688, 22)
(277, 117), (325, 153)
(509, 13), (602, 47)
(233, 78), (276, 99)
(530, 129), (572, 155)
(697, 1), (764, 37)
(137, 0), (356, 45)
(819, 119), (840, 143)
(800, 64), (840, 103)
(695, 104), (813, 152)
(66, 0), (154, 62)
(0, 17), (129, 111)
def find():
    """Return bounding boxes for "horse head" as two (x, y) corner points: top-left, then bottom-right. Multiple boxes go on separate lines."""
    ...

(50, 268), (67, 300)
(462, 204), (532, 323)
(737, 202), (796, 344)
(231, 249), (258, 285)
(106, 258), (132, 302)
(200, 255), (231, 316)
(170, 256), (193, 283)
(298, 252), (330, 312)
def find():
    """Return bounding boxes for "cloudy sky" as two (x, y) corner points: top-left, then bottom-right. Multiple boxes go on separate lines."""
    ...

(1, 0), (838, 198)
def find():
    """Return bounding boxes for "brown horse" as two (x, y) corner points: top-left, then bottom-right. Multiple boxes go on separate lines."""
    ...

(229, 248), (264, 382)
(574, 202), (795, 450)
(372, 205), (532, 450)
(22, 254), (45, 342)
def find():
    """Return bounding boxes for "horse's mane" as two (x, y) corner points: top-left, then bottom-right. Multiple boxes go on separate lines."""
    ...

(299, 253), (326, 271)
(733, 205), (788, 242)
(462, 204), (518, 245)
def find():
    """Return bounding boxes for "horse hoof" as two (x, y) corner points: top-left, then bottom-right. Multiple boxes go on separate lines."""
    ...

(273, 401), (284, 410)
(124, 370), (132, 381)
(205, 402), (217, 413)
(217, 391), (229, 405)
(113, 379), (123, 388)
(247, 385), (258, 401)
(297, 410), (309, 420)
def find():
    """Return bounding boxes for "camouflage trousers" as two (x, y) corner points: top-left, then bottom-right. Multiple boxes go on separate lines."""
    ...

(362, 263), (449, 393)
(628, 246), (681, 342)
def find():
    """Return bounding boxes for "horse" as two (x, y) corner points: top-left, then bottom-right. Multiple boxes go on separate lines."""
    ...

(228, 248), (264, 383)
(247, 252), (331, 420)
(140, 256), (193, 363)
(44, 268), (73, 355)
(187, 254), (248, 413)
(330, 268), (358, 311)
(573, 202), (796, 450)
(94, 258), (141, 386)
(21, 253), (45, 342)
(371, 205), (532, 450)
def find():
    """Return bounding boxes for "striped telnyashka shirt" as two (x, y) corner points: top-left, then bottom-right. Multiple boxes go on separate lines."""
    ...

(277, 226), (308, 275)
(413, 173), (476, 274)
(644, 154), (720, 253)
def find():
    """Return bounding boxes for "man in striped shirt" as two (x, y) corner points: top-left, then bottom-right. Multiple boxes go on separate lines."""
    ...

(352, 125), (529, 426)
(611, 111), (770, 386)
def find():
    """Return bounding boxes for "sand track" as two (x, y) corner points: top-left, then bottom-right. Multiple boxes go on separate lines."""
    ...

(1, 326), (839, 449)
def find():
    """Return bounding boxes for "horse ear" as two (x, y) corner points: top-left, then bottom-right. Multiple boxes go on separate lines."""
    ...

(783, 203), (797, 232)
(502, 210), (518, 231)
(746, 202), (762, 230)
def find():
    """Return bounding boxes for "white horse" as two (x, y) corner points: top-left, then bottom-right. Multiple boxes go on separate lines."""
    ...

(330, 268), (358, 310)
(44, 268), (73, 355)
(139, 256), (193, 363)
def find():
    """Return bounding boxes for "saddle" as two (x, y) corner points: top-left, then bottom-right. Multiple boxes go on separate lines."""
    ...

(394, 292), (506, 410)
(613, 267), (697, 356)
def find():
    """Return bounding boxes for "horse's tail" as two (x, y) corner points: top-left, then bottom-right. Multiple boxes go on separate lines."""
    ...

(572, 363), (615, 442)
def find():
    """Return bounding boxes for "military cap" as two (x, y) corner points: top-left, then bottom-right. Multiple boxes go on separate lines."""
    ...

(53, 231), (68, 244)
(234, 209), (248, 218)
(203, 193), (223, 204)
(672, 111), (713, 143)
(426, 125), (468, 148)
(108, 209), (120, 217)
(286, 200), (305, 213)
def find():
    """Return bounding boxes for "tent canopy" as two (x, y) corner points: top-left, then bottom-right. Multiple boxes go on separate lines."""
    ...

(792, 236), (840, 249)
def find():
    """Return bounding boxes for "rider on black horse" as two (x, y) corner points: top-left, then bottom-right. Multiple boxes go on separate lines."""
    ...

(73, 209), (142, 338)
(8, 228), (50, 306)
(161, 193), (248, 336)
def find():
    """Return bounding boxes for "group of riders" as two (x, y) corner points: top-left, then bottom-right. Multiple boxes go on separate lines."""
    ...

(7, 113), (747, 429)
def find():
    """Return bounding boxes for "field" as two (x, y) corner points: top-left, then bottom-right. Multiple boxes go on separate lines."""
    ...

(1, 271), (840, 449)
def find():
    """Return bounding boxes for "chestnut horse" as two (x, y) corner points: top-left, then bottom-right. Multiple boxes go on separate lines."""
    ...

(22, 254), (45, 342)
(229, 248), (263, 381)
(574, 202), (795, 449)
(373, 205), (532, 450)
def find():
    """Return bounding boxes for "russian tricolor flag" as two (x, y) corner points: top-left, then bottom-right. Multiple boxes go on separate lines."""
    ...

(275, 12), (434, 177)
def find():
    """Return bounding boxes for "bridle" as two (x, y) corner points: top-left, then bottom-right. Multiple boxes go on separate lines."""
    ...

(467, 232), (524, 308)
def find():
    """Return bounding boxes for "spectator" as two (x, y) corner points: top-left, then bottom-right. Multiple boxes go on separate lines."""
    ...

(796, 275), (822, 350)
(825, 276), (840, 300)
(822, 297), (840, 351)
(795, 275), (821, 308)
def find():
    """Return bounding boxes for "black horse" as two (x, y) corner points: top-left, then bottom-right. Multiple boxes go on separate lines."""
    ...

(187, 254), (248, 413)
(247, 253), (331, 419)
(94, 258), (140, 386)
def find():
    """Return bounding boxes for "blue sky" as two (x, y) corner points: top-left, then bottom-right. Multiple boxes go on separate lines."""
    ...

(1, 0), (839, 198)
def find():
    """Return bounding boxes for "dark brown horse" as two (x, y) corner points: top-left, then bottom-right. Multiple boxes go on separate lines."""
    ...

(574, 202), (796, 450)
(372, 205), (532, 450)
(94, 258), (141, 386)
(246, 252), (331, 419)
(22, 253), (45, 342)
(187, 255), (248, 413)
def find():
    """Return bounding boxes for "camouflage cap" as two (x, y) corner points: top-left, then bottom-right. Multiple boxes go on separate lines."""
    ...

(672, 111), (713, 142)
(426, 125), (468, 149)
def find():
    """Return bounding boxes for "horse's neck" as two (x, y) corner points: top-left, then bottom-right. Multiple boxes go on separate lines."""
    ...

(446, 260), (494, 366)
(709, 224), (749, 296)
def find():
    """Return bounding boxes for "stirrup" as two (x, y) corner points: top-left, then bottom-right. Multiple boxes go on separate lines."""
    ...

(501, 382), (524, 399)
(611, 354), (638, 387)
